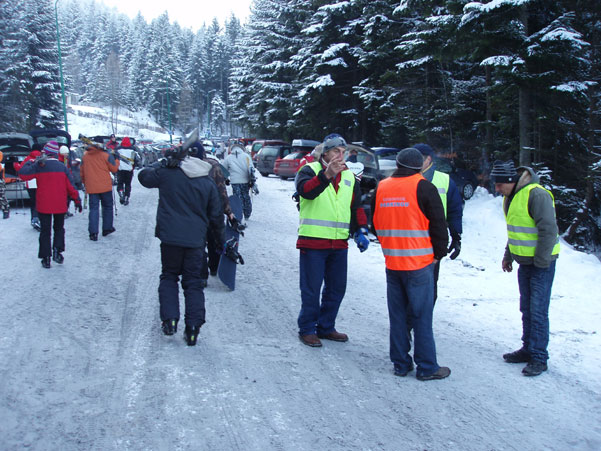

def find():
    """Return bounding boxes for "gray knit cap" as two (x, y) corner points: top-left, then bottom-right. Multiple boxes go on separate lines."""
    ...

(396, 147), (424, 170)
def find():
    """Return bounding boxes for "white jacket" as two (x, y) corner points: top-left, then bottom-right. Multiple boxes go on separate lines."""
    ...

(223, 147), (252, 184)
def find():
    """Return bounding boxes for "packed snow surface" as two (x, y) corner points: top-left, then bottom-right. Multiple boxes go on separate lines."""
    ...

(1, 176), (600, 450)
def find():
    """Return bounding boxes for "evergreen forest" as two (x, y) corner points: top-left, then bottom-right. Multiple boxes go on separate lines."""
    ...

(0, 0), (599, 252)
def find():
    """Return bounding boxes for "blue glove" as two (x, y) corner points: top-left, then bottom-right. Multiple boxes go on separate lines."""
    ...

(354, 227), (369, 252)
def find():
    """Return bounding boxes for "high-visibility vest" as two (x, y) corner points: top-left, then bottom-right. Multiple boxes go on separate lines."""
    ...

(504, 183), (560, 257)
(431, 170), (449, 217)
(373, 174), (434, 270)
(298, 161), (355, 239)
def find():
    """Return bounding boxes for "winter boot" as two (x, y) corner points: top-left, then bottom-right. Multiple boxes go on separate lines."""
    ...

(161, 319), (178, 336)
(123, 196), (129, 206)
(52, 248), (64, 264)
(522, 361), (548, 377)
(184, 325), (201, 346)
(102, 227), (116, 237)
(3, 210), (9, 219)
(31, 218), (41, 231)
(503, 348), (531, 363)
(118, 190), (125, 205)
(41, 257), (51, 269)
(89, 233), (98, 241)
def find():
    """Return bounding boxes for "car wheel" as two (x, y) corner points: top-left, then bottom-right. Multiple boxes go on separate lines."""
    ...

(260, 172), (269, 177)
(462, 183), (474, 200)
(280, 176), (288, 180)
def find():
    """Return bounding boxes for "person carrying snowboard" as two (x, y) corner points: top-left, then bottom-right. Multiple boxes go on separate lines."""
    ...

(223, 144), (253, 223)
(138, 146), (225, 346)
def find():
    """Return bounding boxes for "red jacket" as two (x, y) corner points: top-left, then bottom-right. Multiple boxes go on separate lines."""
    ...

(18, 157), (80, 214)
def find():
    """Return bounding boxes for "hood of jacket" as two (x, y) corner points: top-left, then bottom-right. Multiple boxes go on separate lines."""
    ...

(514, 166), (539, 194)
(180, 156), (212, 178)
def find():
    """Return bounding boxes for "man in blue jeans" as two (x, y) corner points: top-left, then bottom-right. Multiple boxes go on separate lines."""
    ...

(491, 161), (559, 377)
(295, 134), (369, 347)
(372, 148), (450, 380)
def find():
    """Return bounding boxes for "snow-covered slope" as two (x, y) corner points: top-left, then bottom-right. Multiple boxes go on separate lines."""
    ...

(0, 177), (599, 450)
(68, 104), (175, 142)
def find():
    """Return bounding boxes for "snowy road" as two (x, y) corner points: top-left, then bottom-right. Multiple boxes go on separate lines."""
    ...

(1, 174), (600, 450)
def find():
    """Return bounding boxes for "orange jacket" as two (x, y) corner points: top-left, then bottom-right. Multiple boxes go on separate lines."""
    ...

(81, 147), (119, 194)
(373, 173), (434, 271)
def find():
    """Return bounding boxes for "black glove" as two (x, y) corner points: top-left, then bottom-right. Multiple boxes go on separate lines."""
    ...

(74, 200), (83, 213)
(227, 216), (246, 236)
(448, 234), (461, 260)
(225, 178), (230, 186)
(165, 157), (180, 168)
(223, 238), (244, 264)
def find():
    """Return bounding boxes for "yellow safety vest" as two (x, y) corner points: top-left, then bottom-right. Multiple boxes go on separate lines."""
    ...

(505, 184), (560, 257)
(298, 161), (355, 239)
(431, 170), (449, 218)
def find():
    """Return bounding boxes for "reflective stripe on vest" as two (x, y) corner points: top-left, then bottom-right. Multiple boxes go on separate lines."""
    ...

(431, 170), (449, 218)
(298, 161), (355, 239)
(373, 173), (434, 270)
(504, 184), (560, 257)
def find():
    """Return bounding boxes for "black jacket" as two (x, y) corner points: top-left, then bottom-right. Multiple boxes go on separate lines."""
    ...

(371, 167), (448, 260)
(138, 157), (225, 249)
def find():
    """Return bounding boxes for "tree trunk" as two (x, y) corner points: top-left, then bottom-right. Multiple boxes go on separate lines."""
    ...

(518, 6), (531, 166)
(565, 85), (596, 241)
(484, 65), (493, 176)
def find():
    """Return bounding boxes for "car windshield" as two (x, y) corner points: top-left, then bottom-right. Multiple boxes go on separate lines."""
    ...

(283, 151), (307, 160)
(261, 146), (279, 157)
(435, 157), (453, 173)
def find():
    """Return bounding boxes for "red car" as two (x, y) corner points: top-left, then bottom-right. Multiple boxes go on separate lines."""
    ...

(273, 150), (311, 180)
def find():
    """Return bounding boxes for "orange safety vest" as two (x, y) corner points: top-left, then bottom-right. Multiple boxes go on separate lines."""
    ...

(373, 174), (434, 271)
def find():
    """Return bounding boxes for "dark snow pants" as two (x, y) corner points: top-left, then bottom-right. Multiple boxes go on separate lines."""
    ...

(38, 213), (65, 258)
(117, 170), (134, 198)
(200, 229), (220, 280)
(159, 243), (206, 328)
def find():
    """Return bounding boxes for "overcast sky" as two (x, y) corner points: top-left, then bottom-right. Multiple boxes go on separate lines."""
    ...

(96, 0), (253, 30)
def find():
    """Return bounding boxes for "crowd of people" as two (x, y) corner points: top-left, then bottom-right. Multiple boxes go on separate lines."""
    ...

(1, 132), (559, 378)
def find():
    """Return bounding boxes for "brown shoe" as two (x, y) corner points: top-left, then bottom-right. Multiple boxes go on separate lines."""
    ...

(299, 334), (322, 347)
(317, 330), (348, 342)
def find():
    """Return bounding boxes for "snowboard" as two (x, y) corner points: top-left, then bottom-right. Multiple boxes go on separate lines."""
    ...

(217, 194), (243, 290)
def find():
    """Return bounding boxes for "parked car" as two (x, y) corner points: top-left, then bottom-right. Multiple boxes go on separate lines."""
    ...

(274, 151), (311, 180)
(0, 132), (34, 201)
(250, 139), (287, 162)
(273, 139), (320, 180)
(434, 156), (479, 200)
(256, 142), (293, 177)
(30, 129), (71, 150)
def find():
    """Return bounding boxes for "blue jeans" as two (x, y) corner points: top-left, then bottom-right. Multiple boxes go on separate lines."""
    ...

(88, 191), (114, 234)
(386, 264), (439, 377)
(517, 261), (556, 363)
(298, 248), (347, 336)
(159, 244), (206, 327)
